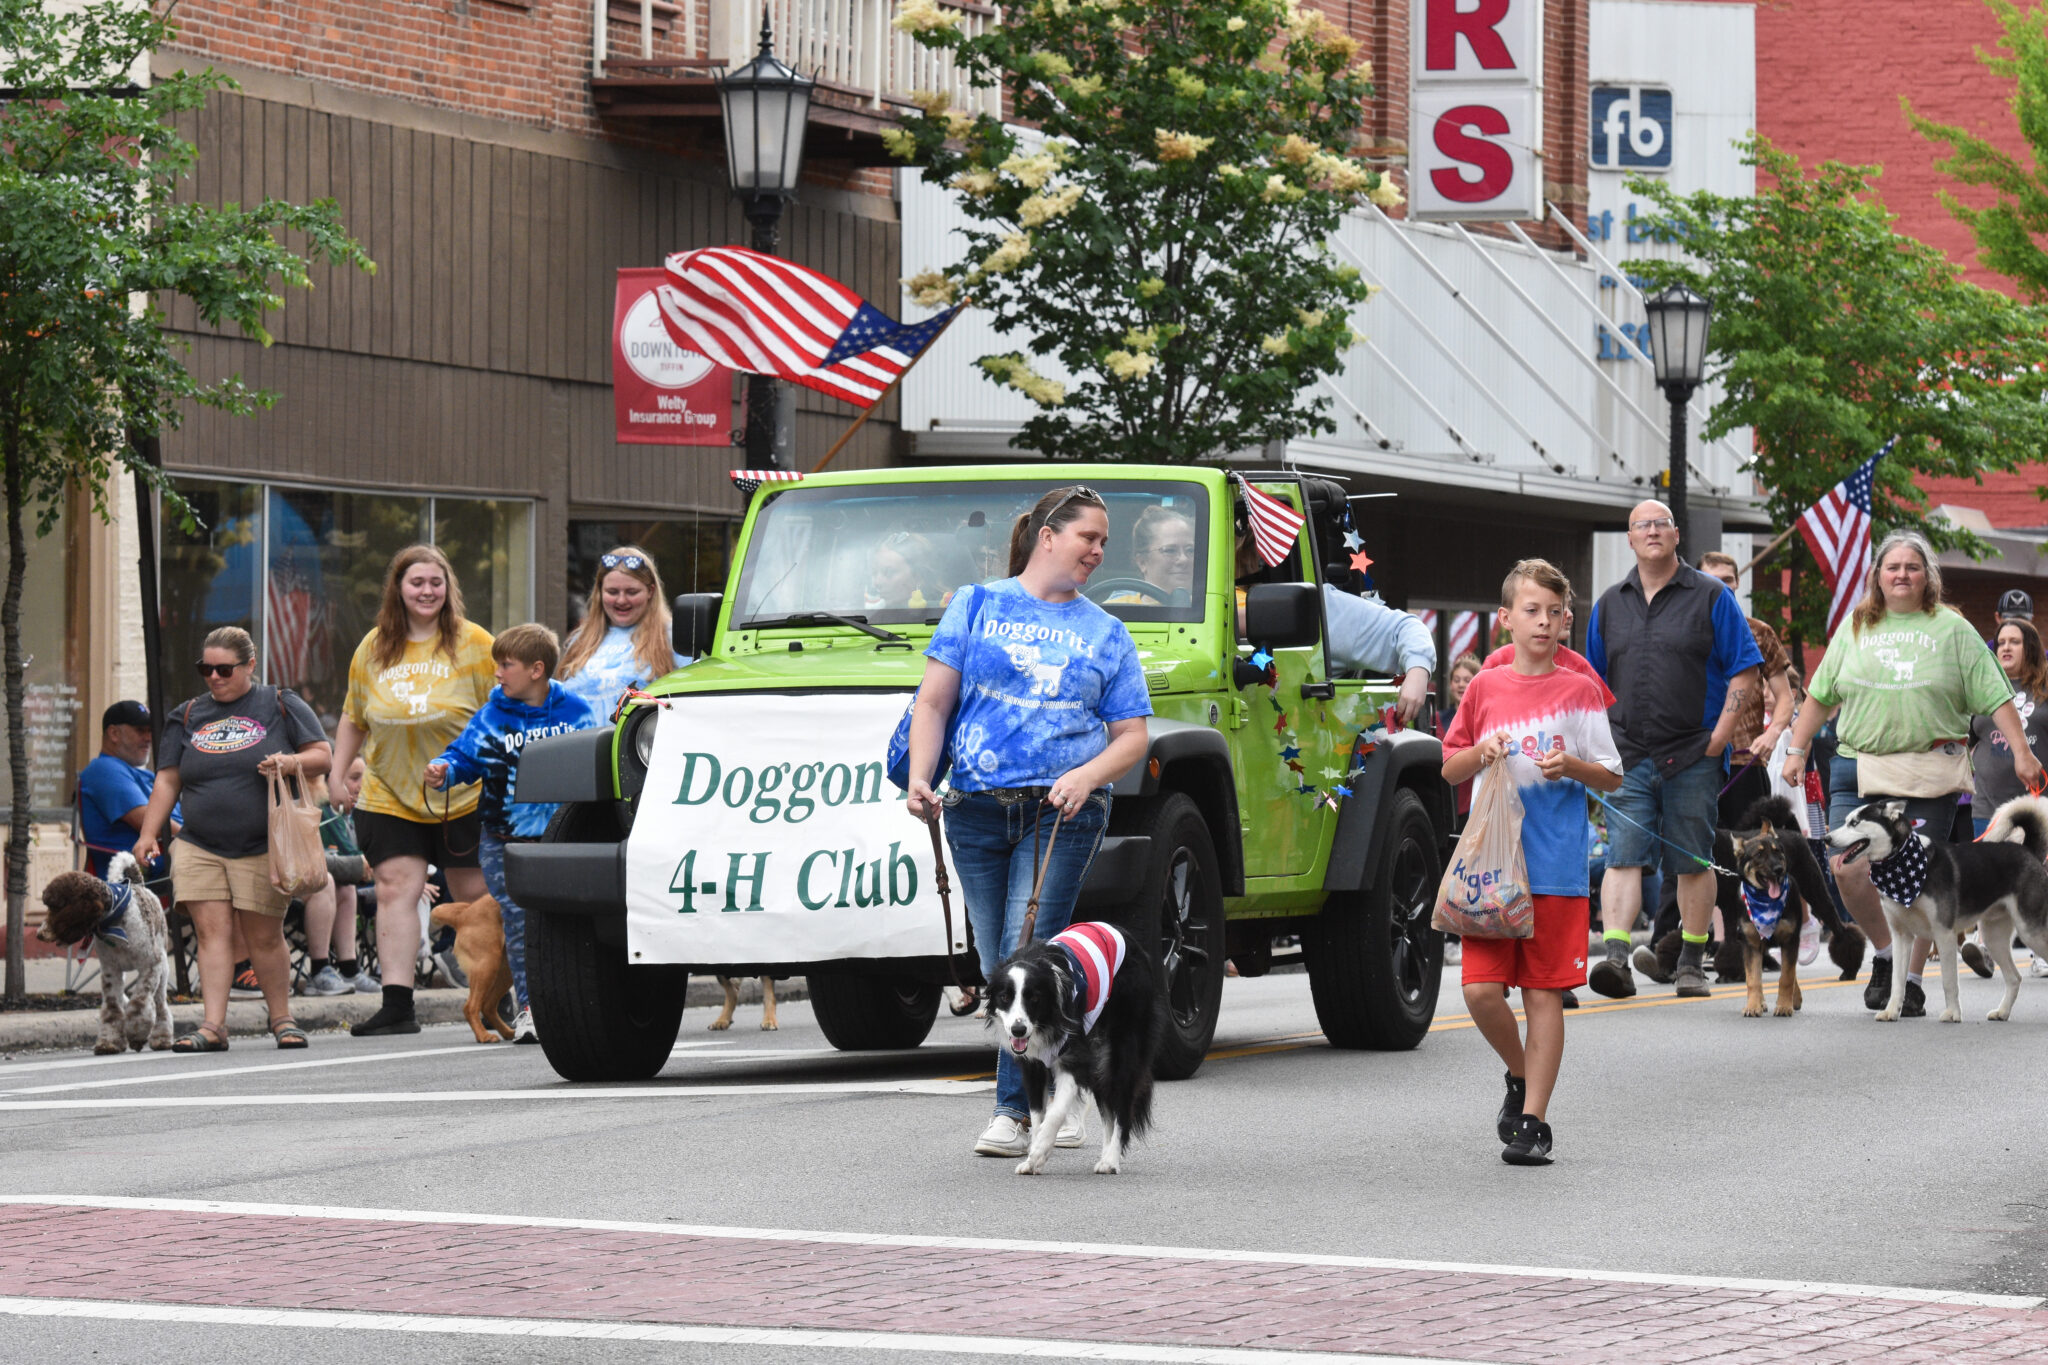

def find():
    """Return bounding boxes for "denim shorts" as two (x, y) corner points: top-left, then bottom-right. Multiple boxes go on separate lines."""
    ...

(1605, 754), (1722, 873)
(1826, 755), (1964, 840)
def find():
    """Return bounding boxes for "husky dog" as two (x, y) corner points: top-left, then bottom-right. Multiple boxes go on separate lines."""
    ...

(1829, 795), (2048, 1023)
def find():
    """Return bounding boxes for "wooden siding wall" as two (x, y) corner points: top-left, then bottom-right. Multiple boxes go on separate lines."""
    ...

(162, 86), (902, 626)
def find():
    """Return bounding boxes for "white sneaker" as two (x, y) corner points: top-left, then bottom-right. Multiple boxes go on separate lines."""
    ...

(973, 1115), (1030, 1157)
(351, 970), (381, 994)
(1798, 913), (1821, 966)
(301, 965), (350, 997)
(512, 1008), (539, 1044)
(2032, 955), (2047, 979)
(1054, 1112), (1084, 1148)
(1443, 938), (1462, 965)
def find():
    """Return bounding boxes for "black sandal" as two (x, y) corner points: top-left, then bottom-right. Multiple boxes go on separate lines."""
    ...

(269, 1018), (309, 1049)
(172, 1022), (229, 1053)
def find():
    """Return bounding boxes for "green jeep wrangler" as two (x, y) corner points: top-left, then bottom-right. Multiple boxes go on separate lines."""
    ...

(506, 464), (1452, 1083)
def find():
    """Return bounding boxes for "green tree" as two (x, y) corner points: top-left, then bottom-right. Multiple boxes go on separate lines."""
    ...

(1907, 0), (2048, 300)
(1627, 137), (2048, 653)
(886, 0), (1395, 462)
(0, 0), (372, 999)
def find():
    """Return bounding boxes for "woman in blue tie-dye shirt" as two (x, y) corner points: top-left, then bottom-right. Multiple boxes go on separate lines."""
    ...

(901, 485), (1152, 1160)
(557, 546), (690, 721)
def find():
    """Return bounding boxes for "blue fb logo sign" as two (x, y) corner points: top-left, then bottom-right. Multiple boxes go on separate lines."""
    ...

(1591, 86), (1672, 170)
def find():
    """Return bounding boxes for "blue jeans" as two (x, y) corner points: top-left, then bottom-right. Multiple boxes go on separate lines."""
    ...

(1605, 755), (1722, 873)
(945, 789), (1110, 1121)
(476, 830), (529, 1011)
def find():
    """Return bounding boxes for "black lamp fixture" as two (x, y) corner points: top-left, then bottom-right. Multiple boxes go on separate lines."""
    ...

(718, 12), (814, 467)
(1641, 282), (1712, 545)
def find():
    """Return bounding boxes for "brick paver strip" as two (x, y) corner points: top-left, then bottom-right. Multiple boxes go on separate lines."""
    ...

(1, 1203), (2044, 1363)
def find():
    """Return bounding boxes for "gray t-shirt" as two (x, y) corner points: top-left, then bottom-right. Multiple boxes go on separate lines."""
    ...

(1971, 684), (2048, 810)
(160, 685), (328, 858)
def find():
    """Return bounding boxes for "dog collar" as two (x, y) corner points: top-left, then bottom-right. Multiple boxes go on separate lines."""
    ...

(1741, 880), (1787, 938)
(95, 881), (133, 944)
(1868, 834), (1931, 907)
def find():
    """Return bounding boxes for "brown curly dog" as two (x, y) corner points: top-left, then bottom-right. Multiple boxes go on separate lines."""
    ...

(39, 855), (174, 1054)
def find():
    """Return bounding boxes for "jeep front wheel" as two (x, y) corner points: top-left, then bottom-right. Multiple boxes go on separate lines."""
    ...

(1304, 786), (1442, 1050)
(528, 801), (689, 1082)
(810, 973), (942, 1050)
(1131, 793), (1226, 1080)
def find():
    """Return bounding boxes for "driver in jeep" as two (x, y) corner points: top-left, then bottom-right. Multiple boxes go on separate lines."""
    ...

(1230, 480), (1436, 725)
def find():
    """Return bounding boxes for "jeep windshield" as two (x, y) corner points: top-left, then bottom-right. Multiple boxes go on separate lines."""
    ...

(731, 479), (1211, 628)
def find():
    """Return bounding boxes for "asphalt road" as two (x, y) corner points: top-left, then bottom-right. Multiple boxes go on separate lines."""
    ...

(4, 957), (2048, 1363)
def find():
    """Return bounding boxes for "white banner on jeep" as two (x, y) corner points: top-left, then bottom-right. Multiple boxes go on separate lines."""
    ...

(625, 693), (965, 964)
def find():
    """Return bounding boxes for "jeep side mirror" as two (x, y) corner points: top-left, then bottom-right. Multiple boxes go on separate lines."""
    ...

(1243, 583), (1320, 652)
(673, 593), (721, 660)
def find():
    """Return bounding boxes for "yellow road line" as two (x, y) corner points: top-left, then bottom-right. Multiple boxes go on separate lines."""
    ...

(942, 975), (1871, 1077)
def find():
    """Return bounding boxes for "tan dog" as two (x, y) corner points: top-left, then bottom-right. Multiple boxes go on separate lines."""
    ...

(429, 895), (515, 1043)
(711, 976), (778, 1031)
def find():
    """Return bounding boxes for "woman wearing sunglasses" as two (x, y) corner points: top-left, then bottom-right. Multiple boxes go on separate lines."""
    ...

(902, 485), (1152, 1159)
(559, 546), (689, 720)
(133, 626), (332, 1052)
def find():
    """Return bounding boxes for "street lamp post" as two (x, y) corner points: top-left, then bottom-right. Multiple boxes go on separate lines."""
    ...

(717, 13), (814, 469)
(1641, 283), (1712, 547)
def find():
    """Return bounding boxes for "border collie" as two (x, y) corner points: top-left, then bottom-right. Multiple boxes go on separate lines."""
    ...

(1831, 794), (2048, 1023)
(987, 921), (1158, 1175)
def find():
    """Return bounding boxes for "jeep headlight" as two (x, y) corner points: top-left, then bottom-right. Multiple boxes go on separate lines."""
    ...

(619, 705), (660, 803)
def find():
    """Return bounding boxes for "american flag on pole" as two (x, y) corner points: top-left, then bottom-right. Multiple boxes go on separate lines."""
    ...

(1448, 611), (1481, 662)
(1234, 476), (1306, 568)
(265, 553), (327, 688)
(1796, 441), (1889, 638)
(658, 247), (961, 409)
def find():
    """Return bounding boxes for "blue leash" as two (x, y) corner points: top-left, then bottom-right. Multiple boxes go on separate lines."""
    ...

(1590, 792), (1738, 878)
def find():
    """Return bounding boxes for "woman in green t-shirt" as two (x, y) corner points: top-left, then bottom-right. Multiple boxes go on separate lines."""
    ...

(1781, 530), (2043, 1016)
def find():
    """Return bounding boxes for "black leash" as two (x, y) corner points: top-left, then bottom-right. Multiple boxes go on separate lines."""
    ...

(422, 779), (479, 859)
(1017, 805), (1067, 954)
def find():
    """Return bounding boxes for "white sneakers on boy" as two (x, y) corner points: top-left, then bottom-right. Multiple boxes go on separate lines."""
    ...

(512, 1008), (539, 1044)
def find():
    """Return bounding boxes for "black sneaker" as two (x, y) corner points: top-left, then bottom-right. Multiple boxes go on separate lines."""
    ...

(1561, 989), (1579, 1010)
(1502, 1114), (1554, 1166)
(1673, 963), (1711, 998)
(1900, 979), (1926, 1018)
(1960, 942), (1994, 979)
(1588, 955), (1636, 999)
(1630, 944), (1672, 984)
(1496, 1072), (1526, 1142)
(1863, 955), (1893, 1010)
(350, 1005), (421, 1037)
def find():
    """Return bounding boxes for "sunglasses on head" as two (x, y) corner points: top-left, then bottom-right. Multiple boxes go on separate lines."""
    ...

(195, 661), (246, 678)
(601, 552), (647, 570)
(1042, 486), (1104, 522)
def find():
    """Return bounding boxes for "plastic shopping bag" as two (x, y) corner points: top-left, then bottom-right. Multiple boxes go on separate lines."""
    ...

(267, 757), (328, 898)
(1431, 770), (1535, 939)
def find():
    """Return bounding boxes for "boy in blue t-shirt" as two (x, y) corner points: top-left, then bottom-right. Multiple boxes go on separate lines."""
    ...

(426, 625), (599, 1043)
(1441, 560), (1623, 1166)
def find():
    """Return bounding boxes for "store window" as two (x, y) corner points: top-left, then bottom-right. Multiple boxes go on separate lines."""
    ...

(565, 515), (736, 637)
(0, 501), (84, 819)
(159, 480), (533, 733)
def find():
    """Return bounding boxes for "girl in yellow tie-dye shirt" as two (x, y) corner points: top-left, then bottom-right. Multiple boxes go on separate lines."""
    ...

(331, 544), (495, 1035)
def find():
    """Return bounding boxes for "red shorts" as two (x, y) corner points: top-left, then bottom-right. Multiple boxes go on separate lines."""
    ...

(1459, 895), (1590, 991)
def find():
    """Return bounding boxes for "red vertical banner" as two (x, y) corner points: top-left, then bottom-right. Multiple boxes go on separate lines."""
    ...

(613, 267), (733, 445)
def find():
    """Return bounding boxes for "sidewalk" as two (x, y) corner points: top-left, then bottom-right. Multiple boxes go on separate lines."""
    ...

(0, 972), (806, 1054)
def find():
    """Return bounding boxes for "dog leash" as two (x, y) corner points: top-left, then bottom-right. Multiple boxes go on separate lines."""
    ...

(1016, 805), (1068, 954)
(421, 779), (480, 859)
(1590, 793), (1738, 878)
(921, 812), (969, 995)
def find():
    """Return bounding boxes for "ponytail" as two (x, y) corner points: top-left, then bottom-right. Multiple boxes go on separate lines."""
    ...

(1008, 485), (1107, 577)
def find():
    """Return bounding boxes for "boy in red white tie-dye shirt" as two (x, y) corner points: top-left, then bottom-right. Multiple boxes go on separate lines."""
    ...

(1441, 559), (1623, 1166)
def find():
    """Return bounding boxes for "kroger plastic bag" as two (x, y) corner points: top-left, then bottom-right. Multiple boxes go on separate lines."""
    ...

(266, 756), (328, 899)
(1432, 768), (1535, 939)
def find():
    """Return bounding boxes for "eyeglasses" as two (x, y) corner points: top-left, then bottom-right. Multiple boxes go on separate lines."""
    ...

(194, 661), (246, 678)
(600, 553), (647, 570)
(1144, 544), (1198, 559)
(1629, 517), (1677, 532)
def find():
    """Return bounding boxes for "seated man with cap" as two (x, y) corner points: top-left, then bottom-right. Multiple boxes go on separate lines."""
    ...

(77, 701), (178, 879)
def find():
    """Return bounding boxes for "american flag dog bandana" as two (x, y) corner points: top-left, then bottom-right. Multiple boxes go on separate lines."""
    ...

(1868, 833), (1931, 907)
(1049, 922), (1128, 1033)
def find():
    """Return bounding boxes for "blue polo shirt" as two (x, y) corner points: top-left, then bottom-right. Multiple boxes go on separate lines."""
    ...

(77, 754), (173, 879)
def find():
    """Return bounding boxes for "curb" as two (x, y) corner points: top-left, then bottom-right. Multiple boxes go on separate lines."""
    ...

(0, 975), (810, 1055)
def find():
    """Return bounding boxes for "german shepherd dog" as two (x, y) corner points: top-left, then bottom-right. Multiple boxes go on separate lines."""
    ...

(1831, 794), (2048, 1023)
(1649, 798), (1866, 1002)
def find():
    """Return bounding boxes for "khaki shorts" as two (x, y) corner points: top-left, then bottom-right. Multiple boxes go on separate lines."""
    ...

(172, 841), (291, 916)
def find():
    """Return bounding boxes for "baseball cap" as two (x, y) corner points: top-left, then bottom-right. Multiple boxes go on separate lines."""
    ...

(101, 700), (150, 730)
(1999, 589), (2034, 620)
